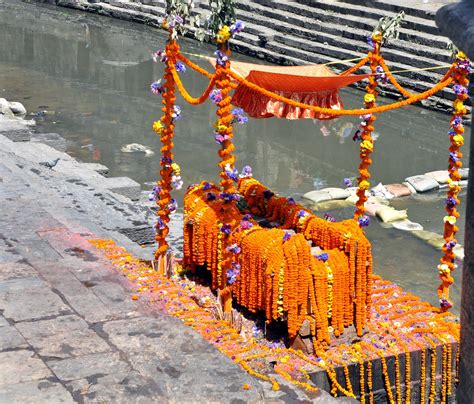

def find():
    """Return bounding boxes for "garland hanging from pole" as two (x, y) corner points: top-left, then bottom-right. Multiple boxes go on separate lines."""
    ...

(437, 51), (471, 311)
(354, 32), (382, 227)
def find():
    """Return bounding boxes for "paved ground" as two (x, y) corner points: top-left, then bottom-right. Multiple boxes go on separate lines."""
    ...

(0, 124), (346, 403)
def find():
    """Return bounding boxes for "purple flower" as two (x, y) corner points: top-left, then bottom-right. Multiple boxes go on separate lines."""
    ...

(150, 80), (165, 95)
(214, 134), (230, 144)
(206, 192), (216, 201)
(239, 165), (253, 178)
(168, 198), (178, 212)
(226, 263), (241, 285)
(152, 49), (167, 63)
(227, 244), (241, 254)
(230, 20), (245, 34)
(358, 215), (370, 227)
(287, 197), (296, 205)
(446, 196), (457, 208)
(172, 105), (181, 120)
(452, 116), (463, 128)
(448, 130), (456, 137)
(449, 152), (460, 162)
(445, 240), (457, 250)
(225, 165), (239, 181)
(209, 89), (223, 104)
(174, 15), (183, 25)
(316, 252), (329, 261)
(297, 209), (307, 218)
(375, 66), (388, 83)
(343, 178), (353, 188)
(148, 192), (156, 201)
(219, 192), (239, 203)
(457, 59), (471, 73)
(175, 61), (186, 73)
(353, 129), (361, 141)
(366, 34), (374, 49)
(240, 219), (253, 230)
(202, 182), (212, 191)
(215, 50), (228, 67)
(232, 107), (248, 124)
(283, 232), (292, 242)
(324, 213), (336, 222)
(263, 190), (274, 199)
(155, 217), (165, 231)
(453, 84), (467, 95)
(243, 214), (252, 220)
(440, 298), (453, 310)
(161, 156), (172, 165)
(220, 224), (232, 235)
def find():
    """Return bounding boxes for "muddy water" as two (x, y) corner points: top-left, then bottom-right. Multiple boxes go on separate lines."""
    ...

(0, 0), (467, 313)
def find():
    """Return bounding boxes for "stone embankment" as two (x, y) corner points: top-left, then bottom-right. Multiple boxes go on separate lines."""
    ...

(0, 99), (346, 402)
(44, 0), (466, 113)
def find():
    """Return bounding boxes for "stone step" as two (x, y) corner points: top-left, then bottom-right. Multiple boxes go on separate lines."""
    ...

(336, 0), (440, 20)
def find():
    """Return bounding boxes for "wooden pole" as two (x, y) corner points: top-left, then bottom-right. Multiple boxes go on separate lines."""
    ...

(436, 2), (474, 402)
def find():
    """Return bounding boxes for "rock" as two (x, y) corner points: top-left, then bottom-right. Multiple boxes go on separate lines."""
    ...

(303, 187), (349, 204)
(299, 319), (311, 337)
(376, 206), (408, 223)
(424, 170), (450, 184)
(392, 219), (424, 231)
(404, 175), (439, 193)
(0, 98), (15, 119)
(8, 101), (27, 116)
(121, 143), (154, 156)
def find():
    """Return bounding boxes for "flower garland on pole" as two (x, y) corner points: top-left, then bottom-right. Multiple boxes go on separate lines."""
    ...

(353, 32), (382, 227)
(152, 37), (180, 268)
(437, 51), (471, 311)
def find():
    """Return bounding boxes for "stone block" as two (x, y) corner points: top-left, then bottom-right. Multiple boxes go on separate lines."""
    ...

(0, 380), (74, 403)
(385, 183), (413, 197)
(0, 325), (29, 351)
(16, 315), (111, 359)
(47, 352), (131, 382)
(90, 176), (141, 200)
(0, 98), (14, 119)
(424, 170), (450, 184)
(80, 162), (109, 176)
(0, 350), (52, 385)
(404, 175), (439, 193)
(30, 133), (67, 152)
(0, 282), (71, 322)
(0, 118), (31, 142)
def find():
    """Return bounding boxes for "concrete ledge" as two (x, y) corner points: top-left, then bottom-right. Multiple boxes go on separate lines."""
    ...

(80, 163), (109, 177)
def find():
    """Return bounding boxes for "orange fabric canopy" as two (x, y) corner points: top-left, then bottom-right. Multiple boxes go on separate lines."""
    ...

(210, 59), (369, 119)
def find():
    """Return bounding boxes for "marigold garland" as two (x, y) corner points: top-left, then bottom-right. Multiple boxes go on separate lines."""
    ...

(438, 51), (471, 311)
(154, 39), (179, 259)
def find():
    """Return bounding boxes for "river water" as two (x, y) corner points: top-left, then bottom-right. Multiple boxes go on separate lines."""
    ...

(0, 0), (467, 313)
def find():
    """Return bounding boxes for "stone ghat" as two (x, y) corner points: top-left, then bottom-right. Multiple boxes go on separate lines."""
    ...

(90, 239), (459, 402)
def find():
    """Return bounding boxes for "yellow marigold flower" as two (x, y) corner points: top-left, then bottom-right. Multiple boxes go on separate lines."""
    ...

(453, 99), (464, 112)
(453, 134), (464, 147)
(360, 140), (373, 151)
(359, 180), (370, 190)
(216, 25), (231, 44)
(457, 51), (467, 60)
(444, 215), (457, 225)
(364, 93), (375, 104)
(372, 31), (382, 42)
(153, 120), (164, 134)
(171, 162), (181, 175)
(438, 264), (450, 274)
